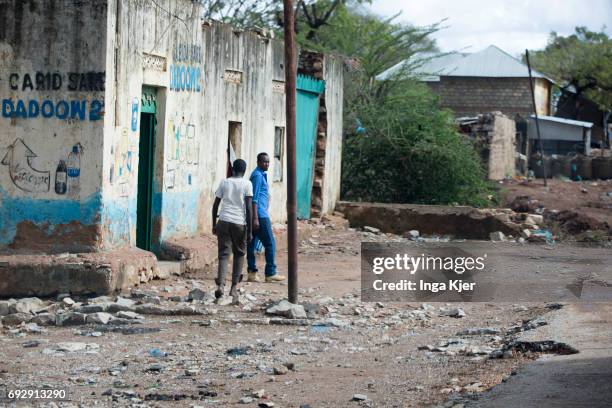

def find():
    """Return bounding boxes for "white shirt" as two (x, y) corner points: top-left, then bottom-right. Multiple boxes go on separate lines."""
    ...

(215, 177), (253, 225)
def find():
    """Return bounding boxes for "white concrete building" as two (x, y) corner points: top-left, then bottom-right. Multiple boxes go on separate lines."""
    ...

(0, 0), (344, 255)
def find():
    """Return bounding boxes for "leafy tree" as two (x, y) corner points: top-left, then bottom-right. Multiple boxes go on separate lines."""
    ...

(198, 1), (495, 206)
(325, 8), (493, 206)
(197, 0), (277, 28)
(528, 27), (612, 112)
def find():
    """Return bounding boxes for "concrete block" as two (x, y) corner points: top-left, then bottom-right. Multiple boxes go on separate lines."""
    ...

(0, 248), (157, 297)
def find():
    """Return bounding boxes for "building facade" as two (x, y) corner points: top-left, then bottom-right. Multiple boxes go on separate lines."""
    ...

(0, 0), (344, 254)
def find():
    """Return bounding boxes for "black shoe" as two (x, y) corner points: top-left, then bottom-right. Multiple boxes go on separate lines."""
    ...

(215, 287), (224, 299)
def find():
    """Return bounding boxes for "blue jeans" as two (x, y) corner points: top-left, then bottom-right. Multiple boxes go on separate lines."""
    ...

(247, 217), (277, 277)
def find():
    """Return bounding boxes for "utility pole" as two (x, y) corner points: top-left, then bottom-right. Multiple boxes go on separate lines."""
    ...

(525, 49), (547, 186)
(284, 0), (298, 304)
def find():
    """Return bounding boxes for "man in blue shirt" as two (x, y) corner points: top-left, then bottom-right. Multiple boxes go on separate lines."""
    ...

(247, 153), (285, 282)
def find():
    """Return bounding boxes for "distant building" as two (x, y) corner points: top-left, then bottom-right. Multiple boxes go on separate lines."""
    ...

(528, 115), (593, 156)
(380, 45), (555, 118)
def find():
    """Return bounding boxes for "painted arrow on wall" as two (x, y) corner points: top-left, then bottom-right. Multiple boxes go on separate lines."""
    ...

(1, 138), (50, 193)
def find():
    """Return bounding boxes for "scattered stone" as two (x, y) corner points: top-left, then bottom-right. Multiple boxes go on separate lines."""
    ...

(439, 307), (466, 318)
(116, 311), (143, 320)
(457, 327), (500, 335)
(313, 318), (349, 327)
(30, 313), (55, 326)
(54, 342), (99, 353)
(525, 214), (544, 225)
(227, 347), (249, 356)
(251, 389), (265, 398)
(363, 226), (380, 234)
(88, 295), (114, 304)
(24, 322), (42, 333)
(23, 339), (42, 348)
(406, 230), (420, 239)
(62, 297), (76, 306)
(284, 362), (296, 371)
(86, 312), (113, 325)
(510, 195), (539, 213)
(185, 368), (200, 376)
(266, 300), (307, 319)
(270, 318), (310, 326)
(463, 382), (483, 393)
(75, 304), (108, 313)
(216, 296), (234, 306)
(240, 397), (254, 404)
(258, 402), (275, 408)
(97, 326), (161, 335)
(55, 312), (87, 326)
(188, 288), (208, 301)
(146, 363), (164, 372)
(2, 313), (32, 326)
(0, 301), (10, 316)
(273, 365), (288, 375)
(316, 296), (335, 305)
(116, 296), (137, 308)
(11, 297), (45, 314)
(352, 394), (368, 401)
(489, 231), (506, 242)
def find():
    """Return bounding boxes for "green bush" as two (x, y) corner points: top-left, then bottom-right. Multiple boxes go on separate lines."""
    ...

(341, 80), (494, 207)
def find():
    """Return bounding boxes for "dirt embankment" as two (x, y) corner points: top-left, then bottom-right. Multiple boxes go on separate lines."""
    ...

(501, 178), (612, 240)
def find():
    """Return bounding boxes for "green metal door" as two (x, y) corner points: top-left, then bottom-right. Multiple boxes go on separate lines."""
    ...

(136, 87), (157, 250)
(296, 75), (325, 219)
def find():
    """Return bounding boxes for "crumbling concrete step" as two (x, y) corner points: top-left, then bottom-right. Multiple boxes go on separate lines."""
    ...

(0, 249), (159, 297)
(337, 201), (521, 240)
(157, 261), (185, 278)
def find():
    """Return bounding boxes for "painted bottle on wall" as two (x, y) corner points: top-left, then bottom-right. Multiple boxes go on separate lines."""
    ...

(54, 160), (67, 195)
(67, 144), (81, 197)
(67, 145), (81, 178)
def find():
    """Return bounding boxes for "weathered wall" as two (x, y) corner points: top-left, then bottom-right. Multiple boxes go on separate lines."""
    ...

(459, 113), (516, 180)
(1, 0), (343, 253)
(103, 0), (287, 250)
(487, 114), (516, 180)
(430, 77), (551, 118)
(0, 0), (107, 252)
(321, 55), (344, 215)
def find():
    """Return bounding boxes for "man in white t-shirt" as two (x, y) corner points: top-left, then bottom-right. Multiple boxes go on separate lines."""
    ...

(212, 159), (253, 302)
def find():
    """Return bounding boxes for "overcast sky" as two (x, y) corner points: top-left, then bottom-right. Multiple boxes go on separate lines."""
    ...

(367, 0), (611, 57)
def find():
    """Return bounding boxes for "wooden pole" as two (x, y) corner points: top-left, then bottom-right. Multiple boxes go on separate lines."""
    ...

(284, 0), (298, 304)
(525, 50), (547, 186)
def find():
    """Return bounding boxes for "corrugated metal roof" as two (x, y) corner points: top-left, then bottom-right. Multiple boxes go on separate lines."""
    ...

(378, 45), (554, 82)
(529, 115), (593, 128)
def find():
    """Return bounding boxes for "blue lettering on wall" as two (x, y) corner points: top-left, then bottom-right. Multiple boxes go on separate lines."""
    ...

(28, 100), (40, 117)
(2, 100), (14, 117)
(71, 100), (86, 120)
(56, 100), (69, 119)
(169, 65), (202, 93)
(89, 100), (103, 121)
(41, 100), (54, 118)
(15, 100), (27, 118)
(0, 98), (104, 121)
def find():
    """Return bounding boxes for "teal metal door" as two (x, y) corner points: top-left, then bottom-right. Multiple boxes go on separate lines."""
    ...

(296, 75), (325, 219)
(136, 87), (157, 250)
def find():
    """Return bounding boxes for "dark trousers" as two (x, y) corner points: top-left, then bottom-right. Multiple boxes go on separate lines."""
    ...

(247, 217), (277, 277)
(216, 220), (246, 286)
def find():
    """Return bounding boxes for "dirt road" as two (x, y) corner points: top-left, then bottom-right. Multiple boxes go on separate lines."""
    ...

(0, 225), (610, 407)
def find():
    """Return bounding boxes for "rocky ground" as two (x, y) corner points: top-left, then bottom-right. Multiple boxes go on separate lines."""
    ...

(500, 178), (612, 240)
(0, 222), (609, 407)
